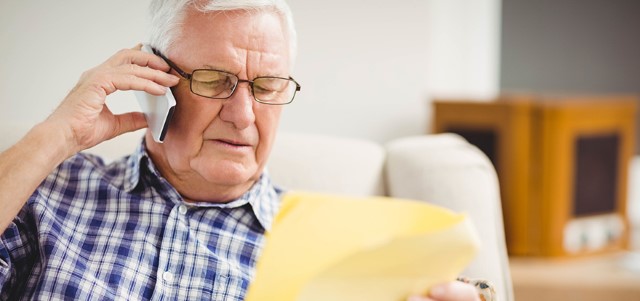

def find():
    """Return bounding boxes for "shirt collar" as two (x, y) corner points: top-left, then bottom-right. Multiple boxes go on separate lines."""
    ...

(123, 140), (147, 192)
(123, 139), (281, 231)
(185, 171), (281, 231)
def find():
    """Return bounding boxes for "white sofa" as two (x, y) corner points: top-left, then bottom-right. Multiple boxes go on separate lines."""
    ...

(0, 126), (513, 301)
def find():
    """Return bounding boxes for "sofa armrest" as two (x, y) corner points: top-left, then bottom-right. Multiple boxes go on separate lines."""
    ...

(385, 133), (514, 301)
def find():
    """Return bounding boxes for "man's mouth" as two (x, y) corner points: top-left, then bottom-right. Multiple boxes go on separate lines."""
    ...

(214, 139), (251, 148)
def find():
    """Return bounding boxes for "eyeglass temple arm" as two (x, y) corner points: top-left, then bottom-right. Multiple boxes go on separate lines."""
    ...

(151, 47), (192, 80)
(290, 77), (301, 91)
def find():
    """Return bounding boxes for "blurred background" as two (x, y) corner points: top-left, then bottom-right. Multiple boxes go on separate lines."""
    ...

(1, 1), (639, 300)
(0, 0), (500, 142)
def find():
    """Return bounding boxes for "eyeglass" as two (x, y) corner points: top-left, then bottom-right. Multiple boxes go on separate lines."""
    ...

(153, 48), (300, 105)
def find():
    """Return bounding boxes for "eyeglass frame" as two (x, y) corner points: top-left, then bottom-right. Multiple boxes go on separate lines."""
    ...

(152, 48), (301, 105)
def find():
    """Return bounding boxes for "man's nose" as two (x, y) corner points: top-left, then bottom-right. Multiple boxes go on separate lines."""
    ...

(218, 83), (255, 129)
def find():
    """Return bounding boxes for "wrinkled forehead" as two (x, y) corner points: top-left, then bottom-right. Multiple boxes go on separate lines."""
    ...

(174, 8), (291, 73)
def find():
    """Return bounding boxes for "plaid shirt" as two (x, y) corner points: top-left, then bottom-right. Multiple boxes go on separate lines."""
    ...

(0, 141), (282, 300)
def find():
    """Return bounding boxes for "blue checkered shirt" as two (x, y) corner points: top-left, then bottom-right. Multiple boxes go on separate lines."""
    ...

(0, 141), (282, 300)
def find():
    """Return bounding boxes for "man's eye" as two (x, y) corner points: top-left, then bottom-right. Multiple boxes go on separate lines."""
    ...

(199, 77), (235, 90)
(254, 85), (275, 93)
(255, 79), (287, 92)
(200, 80), (224, 86)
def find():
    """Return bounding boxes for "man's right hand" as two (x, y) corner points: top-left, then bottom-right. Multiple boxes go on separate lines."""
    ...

(0, 44), (179, 233)
(46, 44), (180, 157)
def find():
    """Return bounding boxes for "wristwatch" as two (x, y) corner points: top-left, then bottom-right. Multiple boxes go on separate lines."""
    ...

(457, 277), (496, 301)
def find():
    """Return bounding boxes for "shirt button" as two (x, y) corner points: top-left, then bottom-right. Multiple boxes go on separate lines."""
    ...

(178, 204), (188, 215)
(162, 271), (174, 282)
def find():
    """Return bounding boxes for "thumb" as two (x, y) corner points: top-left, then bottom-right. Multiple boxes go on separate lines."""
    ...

(112, 112), (148, 138)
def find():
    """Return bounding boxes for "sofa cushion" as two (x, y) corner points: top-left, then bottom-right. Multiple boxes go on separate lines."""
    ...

(268, 132), (386, 196)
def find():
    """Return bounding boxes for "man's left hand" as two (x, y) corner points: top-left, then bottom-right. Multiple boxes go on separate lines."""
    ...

(408, 281), (481, 301)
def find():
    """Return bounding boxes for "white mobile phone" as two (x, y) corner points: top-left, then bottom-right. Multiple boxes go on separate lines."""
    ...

(134, 44), (176, 143)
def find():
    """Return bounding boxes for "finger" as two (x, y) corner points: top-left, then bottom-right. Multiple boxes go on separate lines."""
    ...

(130, 49), (173, 72)
(110, 48), (172, 73)
(131, 43), (143, 50)
(111, 112), (148, 138)
(428, 282), (480, 301)
(117, 64), (179, 88)
(106, 73), (173, 96)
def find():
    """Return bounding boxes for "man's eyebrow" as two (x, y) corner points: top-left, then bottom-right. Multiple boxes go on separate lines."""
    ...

(202, 64), (237, 74)
(201, 64), (286, 78)
(203, 64), (221, 70)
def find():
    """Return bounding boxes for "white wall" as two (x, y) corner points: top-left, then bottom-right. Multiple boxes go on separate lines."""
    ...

(0, 0), (500, 143)
(286, 0), (500, 142)
(0, 0), (151, 139)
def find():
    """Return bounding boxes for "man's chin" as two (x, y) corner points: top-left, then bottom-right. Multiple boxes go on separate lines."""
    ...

(193, 160), (259, 187)
(181, 168), (258, 203)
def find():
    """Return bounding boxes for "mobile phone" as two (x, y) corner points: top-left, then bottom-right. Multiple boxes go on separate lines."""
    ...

(134, 44), (176, 143)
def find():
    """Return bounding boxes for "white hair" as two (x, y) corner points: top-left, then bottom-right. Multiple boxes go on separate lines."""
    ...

(148, 0), (297, 67)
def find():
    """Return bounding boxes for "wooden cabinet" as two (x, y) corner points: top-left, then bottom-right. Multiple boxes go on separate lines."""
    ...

(433, 95), (637, 257)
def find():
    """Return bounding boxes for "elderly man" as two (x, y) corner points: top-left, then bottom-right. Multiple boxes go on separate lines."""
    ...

(0, 0), (481, 300)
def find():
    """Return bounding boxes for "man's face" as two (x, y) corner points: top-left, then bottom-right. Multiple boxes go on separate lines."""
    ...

(146, 8), (291, 202)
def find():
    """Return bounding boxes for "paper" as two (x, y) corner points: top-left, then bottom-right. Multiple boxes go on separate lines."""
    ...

(245, 191), (480, 301)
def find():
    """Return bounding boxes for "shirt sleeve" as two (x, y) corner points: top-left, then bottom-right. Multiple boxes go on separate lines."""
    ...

(0, 206), (39, 297)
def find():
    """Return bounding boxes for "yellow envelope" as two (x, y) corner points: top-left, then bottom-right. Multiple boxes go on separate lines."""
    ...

(245, 191), (480, 301)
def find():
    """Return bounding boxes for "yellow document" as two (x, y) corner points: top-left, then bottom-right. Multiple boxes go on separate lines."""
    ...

(245, 192), (480, 301)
